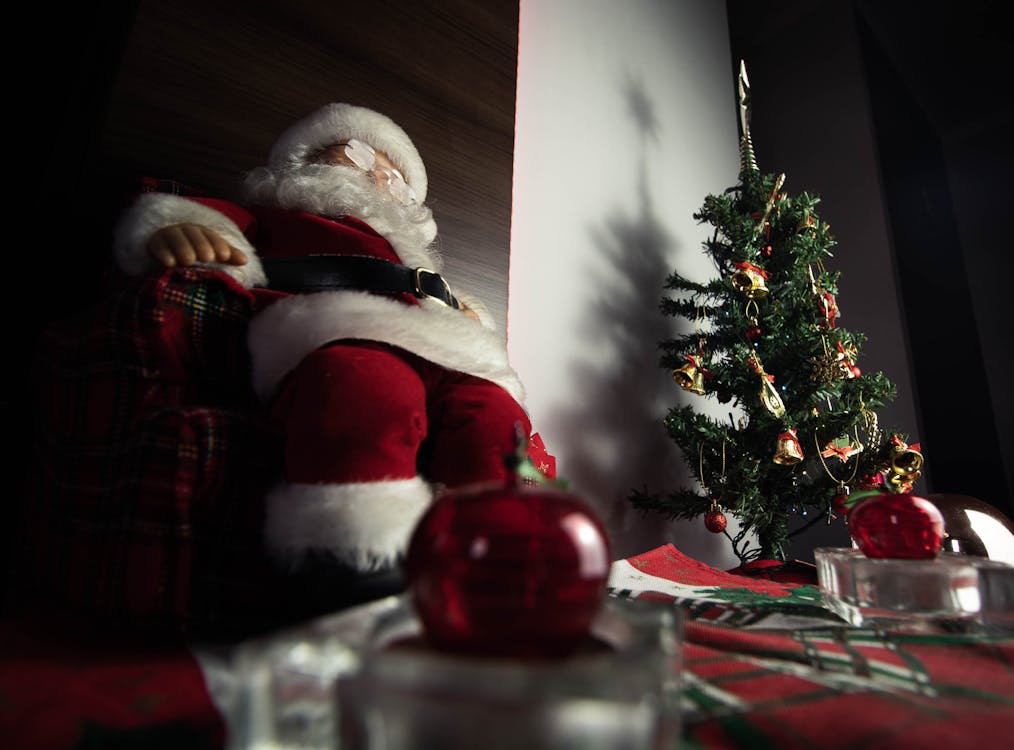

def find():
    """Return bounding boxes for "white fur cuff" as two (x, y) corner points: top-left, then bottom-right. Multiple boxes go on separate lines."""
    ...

(112, 192), (267, 288)
(263, 477), (433, 572)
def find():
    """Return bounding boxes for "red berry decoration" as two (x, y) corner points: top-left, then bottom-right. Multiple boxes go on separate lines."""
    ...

(847, 493), (945, 559)
(745, 325), (762, 342)
(857, 473), (884, 491)
(704, 508), (727, 533)
(832, 491), (851, 516)
(405, 475), (611, 658)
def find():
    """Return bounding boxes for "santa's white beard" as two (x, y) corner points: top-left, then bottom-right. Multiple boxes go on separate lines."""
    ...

(240, 163), (441, 269)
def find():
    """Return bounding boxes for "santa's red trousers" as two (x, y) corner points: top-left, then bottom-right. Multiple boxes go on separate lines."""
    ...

(270, 340), (530, 489)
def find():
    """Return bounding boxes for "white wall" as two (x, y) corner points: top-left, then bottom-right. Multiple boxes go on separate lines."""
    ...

(508, 0), (746, 566)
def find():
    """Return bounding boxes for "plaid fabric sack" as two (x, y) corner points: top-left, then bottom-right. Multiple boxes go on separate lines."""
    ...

(12, 267), (287, 636)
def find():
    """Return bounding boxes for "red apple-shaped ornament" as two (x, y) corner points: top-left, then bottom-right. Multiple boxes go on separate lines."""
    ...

(404, 453), (611, 658)
(847, 492), (945, 559)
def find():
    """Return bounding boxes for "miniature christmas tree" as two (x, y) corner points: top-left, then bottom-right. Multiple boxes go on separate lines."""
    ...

(630, 62), (924, 563)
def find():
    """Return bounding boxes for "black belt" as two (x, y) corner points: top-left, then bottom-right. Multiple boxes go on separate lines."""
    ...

(262, 255), (461, 309)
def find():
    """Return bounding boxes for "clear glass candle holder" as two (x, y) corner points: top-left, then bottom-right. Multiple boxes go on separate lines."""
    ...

(815, 547), (1014, 630)
(337, 595), (682, 750)
(227, 596), (402, 750)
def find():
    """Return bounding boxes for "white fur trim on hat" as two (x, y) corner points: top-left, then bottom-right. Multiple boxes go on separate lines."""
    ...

(268, 103), (428, 203)
(247, 290), (526, 408)
(112, 193), (267, 288)
(264, 476), (432, 572)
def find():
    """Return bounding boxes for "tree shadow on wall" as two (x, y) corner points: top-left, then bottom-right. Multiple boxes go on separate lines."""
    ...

(548, 75), (719, 561)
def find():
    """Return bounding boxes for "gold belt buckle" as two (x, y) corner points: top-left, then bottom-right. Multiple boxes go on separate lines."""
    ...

(413, 267), (453, 307)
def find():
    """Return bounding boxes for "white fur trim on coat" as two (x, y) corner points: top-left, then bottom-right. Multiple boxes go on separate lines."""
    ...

(264, 476), (432, 571)
(113, 193), (267, 288)
(248, 290), (526, 407)
(455, 290), (496, 331)
(268, 103), (428, 203)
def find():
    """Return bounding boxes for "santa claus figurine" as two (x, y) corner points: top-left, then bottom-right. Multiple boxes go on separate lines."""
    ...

(113, 103), (529, 593)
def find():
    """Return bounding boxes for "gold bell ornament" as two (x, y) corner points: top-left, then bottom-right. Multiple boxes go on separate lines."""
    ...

(889, 473), (920, 493)
(672, 354), (708, 395)
(773, 429), (804, 465)
(887, 435), (923, 490)
(889, 435), (923, 477)
(731, 261), (770, 299)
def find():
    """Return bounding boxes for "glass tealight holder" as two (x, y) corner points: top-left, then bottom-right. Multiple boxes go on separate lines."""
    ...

(228, 596), (402, 750)
(815, 547), (1014, 631)
(337, 595), (682, 750)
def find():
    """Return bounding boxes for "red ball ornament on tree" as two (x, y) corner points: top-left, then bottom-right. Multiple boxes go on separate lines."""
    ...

(704, 506), (727, 533)
(404, 445), (612, 658)
(745, 325), (762, 342)
(847, 492), (945, 559)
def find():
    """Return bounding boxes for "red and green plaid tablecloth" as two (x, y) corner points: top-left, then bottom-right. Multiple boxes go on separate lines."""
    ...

(4, 544), (1012, 748)
(611, 544), (1014, 749)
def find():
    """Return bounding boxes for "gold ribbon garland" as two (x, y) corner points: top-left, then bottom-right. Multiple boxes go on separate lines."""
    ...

(753, 173), (786, 238)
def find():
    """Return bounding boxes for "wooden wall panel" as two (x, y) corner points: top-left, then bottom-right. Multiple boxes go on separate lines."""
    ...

(95, 0), (520, 331)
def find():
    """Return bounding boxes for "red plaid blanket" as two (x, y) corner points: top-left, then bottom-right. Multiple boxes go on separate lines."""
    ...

(10, 267), (286, 637)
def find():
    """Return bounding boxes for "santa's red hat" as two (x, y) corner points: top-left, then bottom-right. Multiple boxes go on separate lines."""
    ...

(267, 103), (429, 203)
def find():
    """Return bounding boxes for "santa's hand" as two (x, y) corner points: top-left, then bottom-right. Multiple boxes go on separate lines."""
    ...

(146, 224), (249, 268)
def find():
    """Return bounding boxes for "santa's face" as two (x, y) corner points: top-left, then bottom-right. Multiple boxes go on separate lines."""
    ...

(309, 140), (416, 206)
(240, 148), (438, 251)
